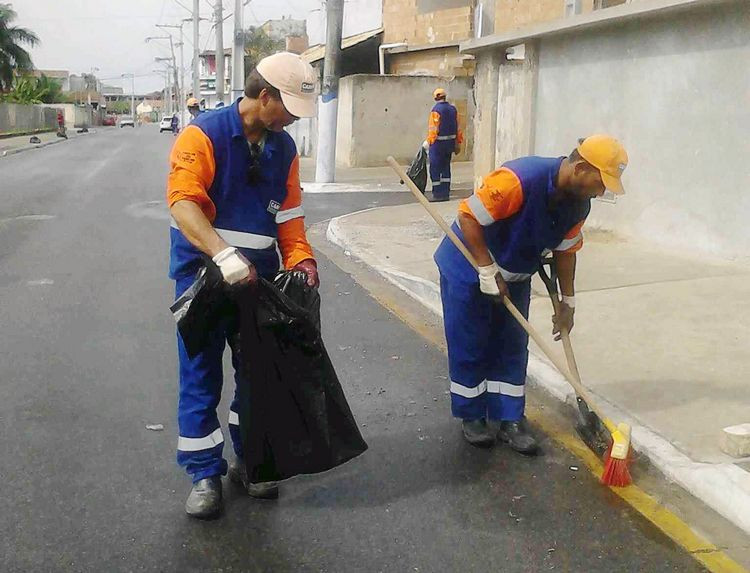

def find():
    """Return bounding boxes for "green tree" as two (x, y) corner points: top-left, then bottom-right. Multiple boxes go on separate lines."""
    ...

(36, 74), (63, 103)
(243, 26), (284, 78)
(0, 3), (39, 92)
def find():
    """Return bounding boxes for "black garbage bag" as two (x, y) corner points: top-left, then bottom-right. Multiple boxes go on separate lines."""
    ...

(171, 269), (367, 483)
(401, 145), (428, 194)
(236, 271), (367, 483)
(170, 264), (230, 358)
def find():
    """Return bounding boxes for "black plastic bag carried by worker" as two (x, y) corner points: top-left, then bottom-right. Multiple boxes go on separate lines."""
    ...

(402, 145), (428, 194)
(236, 271), (367, 483)
(170, 264), (230, 358)
(171, 268), (367, 483)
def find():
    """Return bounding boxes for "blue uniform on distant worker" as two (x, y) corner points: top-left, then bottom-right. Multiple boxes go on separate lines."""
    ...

(426, 88), (463, 201)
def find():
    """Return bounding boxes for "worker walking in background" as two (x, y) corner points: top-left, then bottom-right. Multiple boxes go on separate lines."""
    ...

(425, 88), (463, 203)
(434, 135), (628, 454)
(186, 97), (203, 123)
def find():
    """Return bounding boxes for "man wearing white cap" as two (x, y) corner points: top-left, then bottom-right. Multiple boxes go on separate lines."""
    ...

(167, 52), (319, 518)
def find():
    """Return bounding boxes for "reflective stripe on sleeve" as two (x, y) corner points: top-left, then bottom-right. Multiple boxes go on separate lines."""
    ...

(275, 206), (304, 224)
(177, 428), (224, 452)
(467, 194), (495, 226)
(554, 233), (582, 252)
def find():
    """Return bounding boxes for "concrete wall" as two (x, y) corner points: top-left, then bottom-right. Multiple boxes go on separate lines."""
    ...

(494, 0), (596, 32)
(475, 0), (750, 260)
(533, 2), (750, 259)
(335, 74), (474, 167)
(0, 103), (57, 136)
(384, 0), (473, 44)
(38, 103), (95, 128)
(389, 46), (475, 77)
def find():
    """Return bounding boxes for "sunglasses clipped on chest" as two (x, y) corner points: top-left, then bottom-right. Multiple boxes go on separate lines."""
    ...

(247, 142), (264, 185)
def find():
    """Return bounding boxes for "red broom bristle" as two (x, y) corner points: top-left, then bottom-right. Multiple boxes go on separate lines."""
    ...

(600, 444), (633, 487)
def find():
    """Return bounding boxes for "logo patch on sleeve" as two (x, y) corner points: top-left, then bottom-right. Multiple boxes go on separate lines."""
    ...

(267, 200), (281, 215)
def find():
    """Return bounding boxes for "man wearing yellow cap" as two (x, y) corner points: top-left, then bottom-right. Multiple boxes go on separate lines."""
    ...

(434, 135), (628, 452)
(186, 97), (203, 123)
(425, 88), (463, 202)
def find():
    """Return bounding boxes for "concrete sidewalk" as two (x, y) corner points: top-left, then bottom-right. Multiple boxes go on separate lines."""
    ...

(326, 198), (750, 537)
(0, 129), (94, 157)
(299, 157), (473, 193)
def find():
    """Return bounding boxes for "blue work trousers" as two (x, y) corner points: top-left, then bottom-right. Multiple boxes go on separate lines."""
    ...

(174, 275), (245, 483)
(439, 275), (531, 422)
(429, 141), (454, 200)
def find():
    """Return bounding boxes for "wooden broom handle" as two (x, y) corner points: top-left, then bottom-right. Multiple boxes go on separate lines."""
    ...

(387, 156), (608, 421)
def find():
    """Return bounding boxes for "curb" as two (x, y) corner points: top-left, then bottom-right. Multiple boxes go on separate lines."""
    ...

(1, 130), (94, 158)
(326, 209), (750, 537)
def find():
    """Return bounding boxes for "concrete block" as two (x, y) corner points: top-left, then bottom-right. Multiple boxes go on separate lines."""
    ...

(720, 424), (750, 458)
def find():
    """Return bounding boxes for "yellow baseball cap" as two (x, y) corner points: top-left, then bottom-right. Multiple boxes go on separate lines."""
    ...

(186, 97), (199, 107)
(433, 88), (446, 100)
(577, 134), (628, 194)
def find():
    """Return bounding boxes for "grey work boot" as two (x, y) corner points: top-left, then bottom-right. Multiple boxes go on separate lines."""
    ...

(228, 457), (279, 500)
(185, 476), (222, 519)
(461, 419), (495, 448)
(497, 418), (539, 456)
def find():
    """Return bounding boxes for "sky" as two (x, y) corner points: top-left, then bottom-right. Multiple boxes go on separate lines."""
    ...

(10, 0), (323, 94)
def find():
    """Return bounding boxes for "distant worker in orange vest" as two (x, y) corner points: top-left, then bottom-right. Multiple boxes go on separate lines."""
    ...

(424, 88), (462, 202)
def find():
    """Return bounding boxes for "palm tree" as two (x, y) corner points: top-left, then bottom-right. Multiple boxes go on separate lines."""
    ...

(0, 3), (39, 92)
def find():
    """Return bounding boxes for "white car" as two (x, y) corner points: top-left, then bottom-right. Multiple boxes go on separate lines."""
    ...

(159, 115), (174, 132)
(119, 116), (135, 128)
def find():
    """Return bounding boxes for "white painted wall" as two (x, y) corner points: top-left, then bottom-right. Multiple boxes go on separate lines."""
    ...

(307, 0), (383, 45)
(531, 2), (750, 260)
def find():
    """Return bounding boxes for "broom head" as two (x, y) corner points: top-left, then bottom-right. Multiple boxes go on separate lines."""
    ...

(600, 422), (632, 487)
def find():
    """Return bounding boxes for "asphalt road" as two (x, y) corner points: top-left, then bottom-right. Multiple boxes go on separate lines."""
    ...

(0, 125), (705, 572)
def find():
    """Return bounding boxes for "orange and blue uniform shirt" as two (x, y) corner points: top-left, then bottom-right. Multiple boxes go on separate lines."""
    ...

(435, 156), (588, 283)
(426, 101), (463, 146)
(434, 156), (590, 422)
(167, 100), (313, 280)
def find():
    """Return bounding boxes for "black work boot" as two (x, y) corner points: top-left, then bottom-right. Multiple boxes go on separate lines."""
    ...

(497, 418), (539, 456)
(228, 457), (279, 500)
(429, 194), (449, 203)
(185, 476), (222, 519)
(461, 419), (495, 448)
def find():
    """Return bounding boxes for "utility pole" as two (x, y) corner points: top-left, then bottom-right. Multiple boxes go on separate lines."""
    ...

(157, 23), (186, 123)
(232, 0), (245, 101)
(314, 0), (344, 183)
(121, 73), (135, 118)
(214, 0), (225, 106)
(193, 0), (200, 103)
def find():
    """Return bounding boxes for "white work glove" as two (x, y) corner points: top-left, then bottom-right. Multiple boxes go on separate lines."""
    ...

(478, 262), (509, 299)
(212, 247), (252, 285)
(422, 140), (429, 151)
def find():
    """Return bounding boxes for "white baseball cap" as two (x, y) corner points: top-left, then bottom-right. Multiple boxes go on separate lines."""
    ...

(256, 52), (317, 118)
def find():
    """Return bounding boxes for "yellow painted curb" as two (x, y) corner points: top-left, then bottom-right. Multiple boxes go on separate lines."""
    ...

(526, 408), (748, 573)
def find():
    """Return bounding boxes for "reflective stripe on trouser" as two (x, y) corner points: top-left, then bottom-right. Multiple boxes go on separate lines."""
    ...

(439, 274), (531, 421)
(175, 275), (245, 482)
(429, 142), (453, 199)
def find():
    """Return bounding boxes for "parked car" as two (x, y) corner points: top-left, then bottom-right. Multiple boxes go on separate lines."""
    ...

(102, 115), (116, 127)
(159, 115), (174, 133)
(119, 116), (135, 128)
